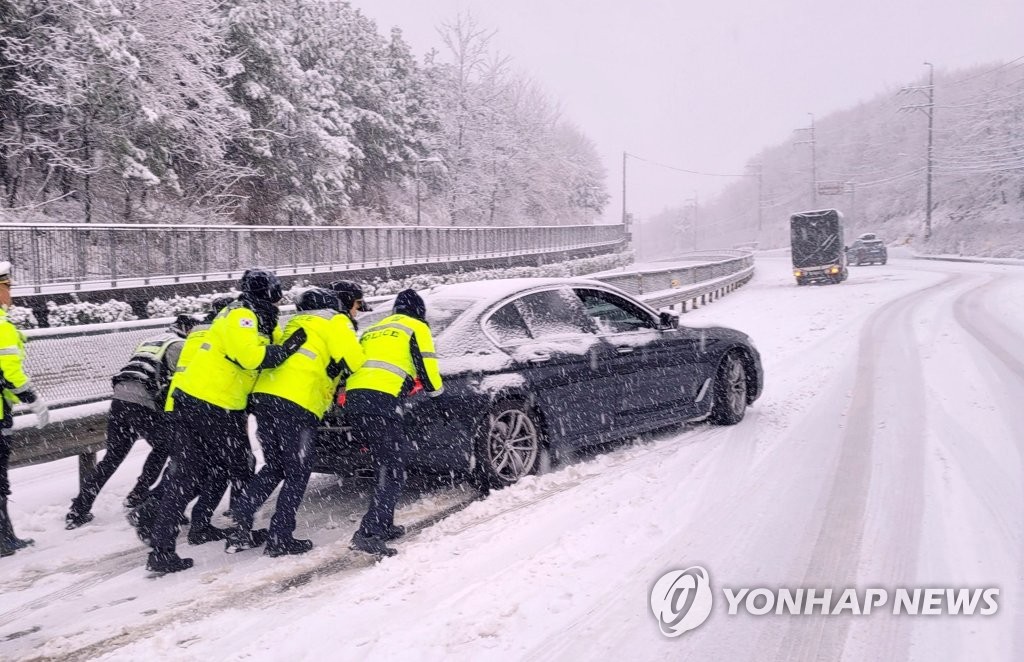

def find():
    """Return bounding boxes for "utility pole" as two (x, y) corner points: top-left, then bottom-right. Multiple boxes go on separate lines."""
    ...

(925, 62), (934, 240)
(621, 151), (628, 226)
(898, 63), (936, 240)
(747, 163), (764, 232)
(846, 181), (857, 225)
(794, 113), (817, 208)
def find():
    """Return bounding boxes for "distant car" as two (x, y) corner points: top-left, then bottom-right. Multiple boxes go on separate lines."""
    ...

(847, 237), (888, 265)
(315, 278), (764, 488)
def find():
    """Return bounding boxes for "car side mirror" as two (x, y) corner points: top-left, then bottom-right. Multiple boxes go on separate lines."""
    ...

(658, 311), (679, 329)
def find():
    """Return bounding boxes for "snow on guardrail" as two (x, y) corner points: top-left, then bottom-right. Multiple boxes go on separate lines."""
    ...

(14, 250), (754, 415)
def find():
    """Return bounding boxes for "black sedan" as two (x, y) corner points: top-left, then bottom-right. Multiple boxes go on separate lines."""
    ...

(315, 277), (763, 488)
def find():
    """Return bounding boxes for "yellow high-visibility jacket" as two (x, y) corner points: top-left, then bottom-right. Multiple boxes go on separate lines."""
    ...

(164, 323), (211, 412)
(346, 313), (443, 398)
(253, 310), (365, 418)
(173, 302), (282, 411)
(0, 309), (33, 425)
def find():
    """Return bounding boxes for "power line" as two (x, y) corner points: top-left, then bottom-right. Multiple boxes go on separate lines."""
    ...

(936, 84), (1024, 110)
(943, 56), (1024, 88)
(854, 167), (927, 188)
(623, 152), (750, 178)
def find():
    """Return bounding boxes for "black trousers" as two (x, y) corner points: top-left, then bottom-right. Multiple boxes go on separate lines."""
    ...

(150, 392), (251, 552)
(71, 399), (172, 514)
(0, 429), (10, 498)
(348, 390), (409, 538)
(233, 394), (318, 540)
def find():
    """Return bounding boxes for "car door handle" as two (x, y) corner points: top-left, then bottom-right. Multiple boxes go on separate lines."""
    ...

(615, 346), (635, 355)
(527, 354), (551, 364)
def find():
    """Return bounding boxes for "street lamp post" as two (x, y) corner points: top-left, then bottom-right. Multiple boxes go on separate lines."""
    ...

(415, 156), (443, 226)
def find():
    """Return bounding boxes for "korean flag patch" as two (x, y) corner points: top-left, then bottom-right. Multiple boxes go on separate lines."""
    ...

(239, 317), (255, 328)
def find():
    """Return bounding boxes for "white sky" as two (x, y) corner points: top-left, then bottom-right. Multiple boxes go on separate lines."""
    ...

(354, 0), (1024, 222)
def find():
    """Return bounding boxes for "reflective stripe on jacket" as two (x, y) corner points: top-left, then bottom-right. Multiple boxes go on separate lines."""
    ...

(253, 309), (365, 418)
(346, 313), (443, 397)
(173, 301), (282, 411)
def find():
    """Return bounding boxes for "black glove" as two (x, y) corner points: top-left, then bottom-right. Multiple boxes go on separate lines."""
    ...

(282, 327), (308, 354)
(258, 328), (308, 370)
(326, 357), (350, 380)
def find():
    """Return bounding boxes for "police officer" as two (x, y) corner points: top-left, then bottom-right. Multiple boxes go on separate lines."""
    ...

(64, 314), (200, 529)
(226, 287), (365, 556)
(347, 289), (442, 557)
(128, 296), (236, 537)
(0, 261), (49, 557)
(146, 269), (306, 573)
(330, 280), (373, 330)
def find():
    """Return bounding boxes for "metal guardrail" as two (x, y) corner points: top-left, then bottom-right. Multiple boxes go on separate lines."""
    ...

(8, 251), (756, 482)
(15, 251), (755, 412)
(2, 222), (627, 294)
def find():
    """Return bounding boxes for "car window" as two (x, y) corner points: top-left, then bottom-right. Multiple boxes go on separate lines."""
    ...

(574, 288), (655, 334)
(483, 302), (532, 345)
(514, 288), (593, 338)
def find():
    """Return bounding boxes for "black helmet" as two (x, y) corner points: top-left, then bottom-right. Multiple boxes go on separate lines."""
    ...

(331, 280), (372, 312)
(393, 289), (426, 321)
(169, 313), (202, 338)
(296, 287), (340, 312)
(240, 268), (283, 304)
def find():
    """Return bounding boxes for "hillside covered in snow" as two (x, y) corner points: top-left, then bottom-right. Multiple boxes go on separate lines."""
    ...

(643, 60), (1024, 258)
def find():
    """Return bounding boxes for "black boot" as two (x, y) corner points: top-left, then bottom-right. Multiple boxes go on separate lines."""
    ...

(65, 509), (94, 530)
(382, 524), (406, 541)
(224, 527), (268, 553)
(350, 531), (397, 557)
(187, 524), (229, 545)
(146, 549), (193, 574)
(264, 535), (313, 558)
(123, 488), (149, 510)
(0, 497), (34, 550)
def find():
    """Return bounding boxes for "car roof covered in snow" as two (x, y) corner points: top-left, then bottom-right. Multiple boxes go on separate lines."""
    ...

(420, 276), (610, 303)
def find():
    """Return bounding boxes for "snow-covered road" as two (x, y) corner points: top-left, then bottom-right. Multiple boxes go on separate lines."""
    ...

(3, 255), (1024, 661)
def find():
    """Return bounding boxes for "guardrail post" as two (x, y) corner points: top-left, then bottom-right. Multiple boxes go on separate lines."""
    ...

(201, 229), (209, 277)
(171, 229), (180, 280)
(108, 228), (117, 285)
(143, 228), (151, 282)
(291, 229), (298, 270)
(30, 229), (42, 286)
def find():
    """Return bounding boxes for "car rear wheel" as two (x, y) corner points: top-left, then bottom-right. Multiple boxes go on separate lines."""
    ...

(711, 353), (747, 425)
(474, 401), (542, 490)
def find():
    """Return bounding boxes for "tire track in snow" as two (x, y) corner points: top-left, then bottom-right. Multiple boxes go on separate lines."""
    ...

(775, 274), (959, 662)
(20, 432), (705, 662)
(951, 275), (1024, 661)
(524, 270), (949, 662)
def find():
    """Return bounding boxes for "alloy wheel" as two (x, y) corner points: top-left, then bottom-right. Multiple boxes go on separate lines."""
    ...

(486, 409), (540, 483)
(726, 356), (747, 416)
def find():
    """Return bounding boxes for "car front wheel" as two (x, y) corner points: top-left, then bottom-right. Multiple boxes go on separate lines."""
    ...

(474, 400), (542, 489)
(711, 353), (748, 425)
